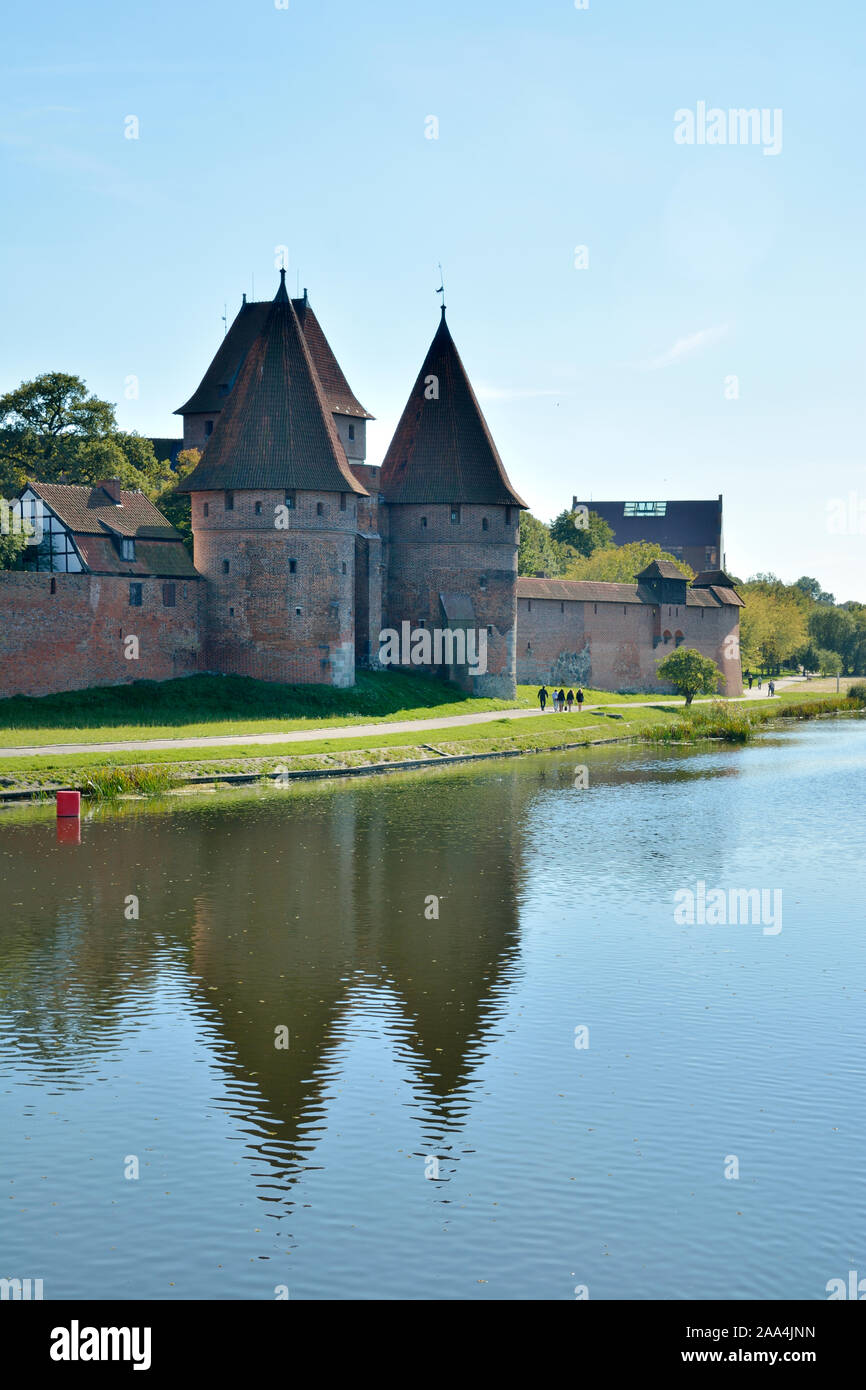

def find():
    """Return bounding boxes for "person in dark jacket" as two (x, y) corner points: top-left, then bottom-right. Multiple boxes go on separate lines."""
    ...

(566, 689), (575, 711)
(576, 688), (585, 711)
(537, 686), (548, 711)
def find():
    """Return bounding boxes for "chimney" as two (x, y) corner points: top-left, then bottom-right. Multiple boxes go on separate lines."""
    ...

(99, 478), (123, 504)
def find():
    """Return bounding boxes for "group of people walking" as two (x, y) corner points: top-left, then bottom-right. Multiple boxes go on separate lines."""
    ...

(537, 686), (585, 712)
(745, 671), (776, 696)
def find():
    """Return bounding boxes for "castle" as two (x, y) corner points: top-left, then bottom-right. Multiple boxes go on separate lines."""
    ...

(0, 272), (743, 701)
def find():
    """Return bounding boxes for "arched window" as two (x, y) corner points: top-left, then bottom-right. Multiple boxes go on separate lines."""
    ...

(675, 630), (684, 647)
(663, 629), (672, 644)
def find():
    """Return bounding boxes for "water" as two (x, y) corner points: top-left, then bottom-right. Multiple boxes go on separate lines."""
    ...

(1, 719), (864, 1301)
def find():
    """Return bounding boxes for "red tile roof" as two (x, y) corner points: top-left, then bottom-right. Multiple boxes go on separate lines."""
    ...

(177, 276), (368, 496)
(636, 560), (688, 581)
(176, 290), (372, 422)
(26, 480), (183, 539)
(74, 535), (199, 578)
(292, 297), (373, 419)
(516, 576), (742, 607)
(380, 311), (527, 508)
(21, 481), (198, 577)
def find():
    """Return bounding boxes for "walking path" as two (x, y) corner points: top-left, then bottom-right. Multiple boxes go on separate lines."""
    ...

(0, 680), (802, 759)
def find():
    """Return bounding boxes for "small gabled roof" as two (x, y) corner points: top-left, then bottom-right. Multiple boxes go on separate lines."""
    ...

(177, 273), (368, 496)
(23, 480), (183, 540)
(380, 309), (527, 508)
(691, 568), (737, 589)
(292, 295), (373, 420)
(18, 480), (198, 577)
(636, 560), (687, 581)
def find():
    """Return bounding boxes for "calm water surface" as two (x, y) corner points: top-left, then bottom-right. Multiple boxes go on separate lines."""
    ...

(1, 719), (864, 1300)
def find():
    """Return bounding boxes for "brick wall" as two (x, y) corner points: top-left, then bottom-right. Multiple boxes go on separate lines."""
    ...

(516, 595), (743, 696)
(191, 488), (357, 688)
(385, 503), (519, 697)
(0, 571), (203, 699)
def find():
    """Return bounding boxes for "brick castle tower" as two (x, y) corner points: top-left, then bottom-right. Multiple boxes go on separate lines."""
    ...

(379, 307), (527, 698)
(178, 271), (368, 687)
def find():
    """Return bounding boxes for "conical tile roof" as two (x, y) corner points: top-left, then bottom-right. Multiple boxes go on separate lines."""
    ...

(179, 272), (367, 495)
(380, 310), (526, 507)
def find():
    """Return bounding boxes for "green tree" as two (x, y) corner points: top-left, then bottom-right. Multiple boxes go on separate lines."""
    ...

(808, 606), (856, 670)
(739, 584), (808, 673)
(656, 647), (722, 705)
(0, 516), (28, 569)
(0, 372), (171, 499)
(549, 507), (614, 557)
(563, 540), (693, 583)
(518, 513), (570, 576)
(814, 648), (843, 677)
(153, 449), (199, 553)
(794, 576), (835, 606)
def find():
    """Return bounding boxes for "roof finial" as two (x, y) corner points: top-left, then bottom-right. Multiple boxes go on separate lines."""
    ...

(437, 263), (446, 317)
(274, 266), (289, 303)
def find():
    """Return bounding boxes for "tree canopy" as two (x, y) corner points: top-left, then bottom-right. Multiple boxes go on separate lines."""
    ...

(0, 372), (173, 500)
(656, 648), (722, 704)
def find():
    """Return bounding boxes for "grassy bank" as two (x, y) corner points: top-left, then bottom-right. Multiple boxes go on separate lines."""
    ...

(0, 705), (677, 795)
(1, 682), (863, 801)
(0, 672), (668, 749)
(641, 690), (866, 744)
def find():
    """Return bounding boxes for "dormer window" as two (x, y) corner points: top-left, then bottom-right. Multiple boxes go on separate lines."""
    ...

(121, 537), (135, 562)
(348, 424), (355, 441)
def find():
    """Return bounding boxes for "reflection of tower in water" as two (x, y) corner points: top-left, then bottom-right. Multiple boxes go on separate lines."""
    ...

(186, 766), (529, 1186)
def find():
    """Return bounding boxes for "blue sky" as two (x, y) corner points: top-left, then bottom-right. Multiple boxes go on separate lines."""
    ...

(2, 0), (864, 598)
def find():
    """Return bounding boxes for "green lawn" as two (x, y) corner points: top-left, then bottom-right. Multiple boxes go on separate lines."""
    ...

(0, 705), (676, 789)
(0, 672), (672, 749)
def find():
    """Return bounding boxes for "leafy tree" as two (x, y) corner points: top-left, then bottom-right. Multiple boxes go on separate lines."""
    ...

(0, 516), (28, 569)
(517, 513), (570, 576)
(739, 585), (808, 673)
(795, 576), (835, 606)
(549, 507), (614, 557)
(0, 372), (171, 499)
(563, 540), (693, 583)
(814, 648), (843, 677)
(153, 449), (200, 553)
(808, 606), (855, 665)
(656, 647), (722, 705)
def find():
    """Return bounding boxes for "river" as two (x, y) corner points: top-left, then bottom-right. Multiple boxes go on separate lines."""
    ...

(1, 718), (864, 1300)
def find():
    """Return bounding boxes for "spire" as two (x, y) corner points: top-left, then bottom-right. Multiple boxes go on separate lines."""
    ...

(380, 313), (527, 508)
(178, 290), (367, 496)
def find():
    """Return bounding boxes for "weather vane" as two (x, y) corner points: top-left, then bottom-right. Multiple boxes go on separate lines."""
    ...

(436, 263), (445, 310)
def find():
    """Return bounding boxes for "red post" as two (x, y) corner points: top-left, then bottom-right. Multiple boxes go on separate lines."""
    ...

(56, 790), (81, 818)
